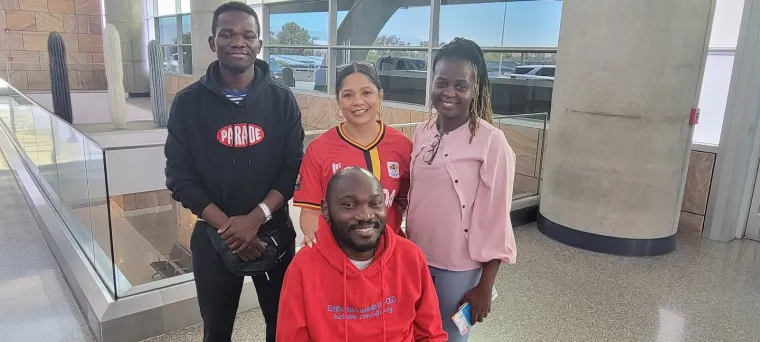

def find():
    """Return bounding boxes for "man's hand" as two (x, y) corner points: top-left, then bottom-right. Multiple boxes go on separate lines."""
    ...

(218, 213), (264, 258)
(459, 284), (492, 325)
(237, 237), (267, 262)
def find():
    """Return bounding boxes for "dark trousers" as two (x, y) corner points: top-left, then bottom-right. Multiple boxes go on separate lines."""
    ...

(191, 221), (294, 342)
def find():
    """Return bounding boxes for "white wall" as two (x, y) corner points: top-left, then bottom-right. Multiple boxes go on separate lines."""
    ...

(105, 146), (166, 195)
(89, 129), (167, 148)
(26, 92), (154, 125)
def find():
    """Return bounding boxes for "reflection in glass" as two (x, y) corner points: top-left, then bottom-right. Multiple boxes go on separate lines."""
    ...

(336, 1), (430, 46)
(269, 48), (327, 93)
(180, 46), (193, 74)
(335, 49), (428, 105)
(52, 117), (95, 263)
(270, 3), (328, 46)
(30, 106), (61, 208)
(480, 52), (555, 115)
(163, 45), (180, 73)
(180, 14), (191, 41)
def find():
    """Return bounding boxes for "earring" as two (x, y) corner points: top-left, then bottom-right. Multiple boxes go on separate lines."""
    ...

(334, 107), (344, 122)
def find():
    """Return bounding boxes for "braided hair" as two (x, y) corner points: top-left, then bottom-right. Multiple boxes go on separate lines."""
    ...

(431, 37), (494, 142)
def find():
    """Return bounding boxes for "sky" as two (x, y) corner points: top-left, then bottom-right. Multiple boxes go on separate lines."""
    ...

(269, 0), (563, 48)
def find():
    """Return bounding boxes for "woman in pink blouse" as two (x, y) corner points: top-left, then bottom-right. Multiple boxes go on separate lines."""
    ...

(406, 37), (517, 341)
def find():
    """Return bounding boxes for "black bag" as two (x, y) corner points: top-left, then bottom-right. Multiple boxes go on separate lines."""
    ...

(205, 219), (296, 277)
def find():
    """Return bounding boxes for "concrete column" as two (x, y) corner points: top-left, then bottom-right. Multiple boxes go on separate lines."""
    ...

(191, 0), (230, 78)
(103, 0), (150, 94)
(537, 0), (714, 256)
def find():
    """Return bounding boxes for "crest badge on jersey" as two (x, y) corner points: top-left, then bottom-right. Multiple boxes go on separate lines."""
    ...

(295, 173), (301, 190)
(387, 161), (400, 179)
(332, 163), (342, 174)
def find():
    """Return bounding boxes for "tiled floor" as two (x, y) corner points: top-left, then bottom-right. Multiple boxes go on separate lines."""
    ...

(148, 226), (760, 342)
(0, 153), (94, 342)
(4, 146), (760, 341)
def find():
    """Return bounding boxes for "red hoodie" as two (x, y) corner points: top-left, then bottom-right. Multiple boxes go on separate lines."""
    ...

(276, 220), (447, 342)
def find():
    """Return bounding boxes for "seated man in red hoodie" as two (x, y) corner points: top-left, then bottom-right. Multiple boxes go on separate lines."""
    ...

(277, 166), (447, 341)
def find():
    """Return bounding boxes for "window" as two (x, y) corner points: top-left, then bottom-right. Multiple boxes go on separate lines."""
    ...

(264, 0), (561, 109)
(270, 3), (329, 46)
(478, 51), (556, 115)
(336, 49), (428, 105)
(147, 0), (192, 74)
(155, 14), (191, 74)
(337, 1), (430, 47)
(269, 48), (328, 92)
(439, 0), (563, 48)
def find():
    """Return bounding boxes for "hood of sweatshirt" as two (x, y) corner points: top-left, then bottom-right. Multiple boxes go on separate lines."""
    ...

(200, 59), (272, 101)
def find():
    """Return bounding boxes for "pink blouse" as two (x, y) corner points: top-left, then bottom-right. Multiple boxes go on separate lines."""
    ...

(406, 119), (517, 271)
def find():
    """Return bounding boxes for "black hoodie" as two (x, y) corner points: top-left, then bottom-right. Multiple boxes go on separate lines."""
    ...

(165, 59), (304, 232)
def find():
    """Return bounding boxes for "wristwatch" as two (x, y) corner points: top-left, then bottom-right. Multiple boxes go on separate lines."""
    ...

(258, 202), (273, 223)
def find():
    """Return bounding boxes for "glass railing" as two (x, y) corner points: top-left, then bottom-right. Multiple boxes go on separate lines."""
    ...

(0, 79), (118, 295)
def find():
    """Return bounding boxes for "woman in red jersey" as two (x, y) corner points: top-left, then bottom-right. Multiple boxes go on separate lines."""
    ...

(293, 62), (412, 247)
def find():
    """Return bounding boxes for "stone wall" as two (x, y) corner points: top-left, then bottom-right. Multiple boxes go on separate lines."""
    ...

(0, 0), (106, 90)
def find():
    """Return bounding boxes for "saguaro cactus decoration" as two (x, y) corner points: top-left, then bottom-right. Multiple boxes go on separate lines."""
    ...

(103, 24), (126, 130)
(147, 40), (169, 127)
(47, 32), (73, 123)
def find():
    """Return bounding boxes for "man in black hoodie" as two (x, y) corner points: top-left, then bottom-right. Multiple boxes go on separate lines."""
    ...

(164, 2), (303, 341)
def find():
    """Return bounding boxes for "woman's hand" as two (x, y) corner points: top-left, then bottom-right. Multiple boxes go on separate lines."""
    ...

(459, 284), (492, 325)
(299, 208), (321, 248)
(301, 227), (318, 248)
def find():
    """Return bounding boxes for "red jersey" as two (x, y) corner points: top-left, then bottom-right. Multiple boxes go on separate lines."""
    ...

(294, 123), (412, 235)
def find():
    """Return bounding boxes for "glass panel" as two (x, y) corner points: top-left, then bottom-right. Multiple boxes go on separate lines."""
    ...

(695, 52), (734, 145)
(180, 0), (190, 13)
(269, 47), (328, 92)
(157, 16), (178, 44)
(180, 14), (191, 42)
(439, 0), (563, 48)
(270, 2), (328, 45)
(180, 46), (193, 74)
(51, 117), (94, 263)
(493, 113), (548, 200)
(336, 49), (428, 105)
(147, 19), (156, 41)
(156, 0), (177, 16)
(145, 0), (154, 18)
(29, 103), (59, 204)
(107, 146), (194, 297)
(163, 45), (180, 73)
(481, 51), (556, 115)
(337, 1), (430, 46)
(84, 140), (116, 295)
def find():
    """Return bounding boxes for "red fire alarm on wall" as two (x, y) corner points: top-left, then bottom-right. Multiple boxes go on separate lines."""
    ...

(689, 107), (700, 125)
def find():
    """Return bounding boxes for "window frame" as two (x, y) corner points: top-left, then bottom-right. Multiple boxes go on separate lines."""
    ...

(262, 0), (559, 111)
(146, 0), (192, 75)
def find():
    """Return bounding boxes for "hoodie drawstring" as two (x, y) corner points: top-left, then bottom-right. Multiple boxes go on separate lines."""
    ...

(380, 260), (387, 342)
(343, 260), (348, 342)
